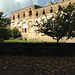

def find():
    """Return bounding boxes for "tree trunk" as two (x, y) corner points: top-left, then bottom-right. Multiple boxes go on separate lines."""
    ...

(57, 38), (59, 43)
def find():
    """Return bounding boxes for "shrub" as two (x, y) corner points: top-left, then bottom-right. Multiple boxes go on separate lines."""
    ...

(0, 29), (10, 40)
(0, 38), (4, 43)
(7, 29), (11, 38)
(11, 28), (21, 38)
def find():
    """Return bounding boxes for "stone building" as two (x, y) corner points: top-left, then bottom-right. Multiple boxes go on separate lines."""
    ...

(11, 0), (75, 42)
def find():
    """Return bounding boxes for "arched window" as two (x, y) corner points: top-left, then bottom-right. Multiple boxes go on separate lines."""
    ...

(13, 14), (15, 20)
(43, 9), (45, 15)
(69, 2), (71, 4)
(50, 7), (53, 13)
(36, 11), (38, 16)
(18, 13), (20, 19)
(23, 12), (25, 18)
(22, 22), (28, 33)
(29, 8), (32, 16)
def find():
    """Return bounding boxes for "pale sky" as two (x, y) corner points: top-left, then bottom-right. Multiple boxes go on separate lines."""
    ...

(0, 0), (59, 18)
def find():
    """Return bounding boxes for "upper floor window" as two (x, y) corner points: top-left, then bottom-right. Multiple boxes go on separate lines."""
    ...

(43, 9), (45, 15)
(69, 2), (71, 4)
(13, 15), (15, 20)
(36, 11), (38, 16)
(23, 12), (25, 18)
(18, 13), (20, 19)
(58, 5), (62, 11)
(29, 8), (32, 16)
(50, 7), (53, 13)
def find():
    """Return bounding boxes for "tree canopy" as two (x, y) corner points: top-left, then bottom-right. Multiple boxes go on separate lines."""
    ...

(38, 3), (75, 43)
(0, 12), (11, 40)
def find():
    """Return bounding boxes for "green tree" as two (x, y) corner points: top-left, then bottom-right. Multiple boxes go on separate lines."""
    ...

(11, 28), (21, 38)
(38, 3), (75, 43)
(0, 12), (7, 40)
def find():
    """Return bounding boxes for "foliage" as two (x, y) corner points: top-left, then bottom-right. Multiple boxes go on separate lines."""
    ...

(11, 28), (21, 38)
(6, 29), (11, 39)
(0, 12), (7, 40)
(0, 12), (11, 41)
(38, 3), (75, 43)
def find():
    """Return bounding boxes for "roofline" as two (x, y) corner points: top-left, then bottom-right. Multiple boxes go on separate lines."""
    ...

(11, 4), (43, 13)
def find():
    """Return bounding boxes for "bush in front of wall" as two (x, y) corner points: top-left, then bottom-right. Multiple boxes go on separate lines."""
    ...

(11, 28), (21, 38)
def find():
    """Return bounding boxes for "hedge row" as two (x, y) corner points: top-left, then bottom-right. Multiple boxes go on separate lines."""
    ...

(0, 43), (75, 55)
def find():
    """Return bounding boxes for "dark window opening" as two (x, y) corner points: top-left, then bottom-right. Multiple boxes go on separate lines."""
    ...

(25, 28), (27, 32)
(43, 9), (45, 15)
(36, 11), (38, 16)
(50, 9), (53, 13)
(30, 8), (31, 10)
(29, 11), (32, 16)
(69, 2), (71, 4)
(23, 14), (25, 17)
(50, 7), (53, 13)
(18, 14), (20, 19)
(13, 16), (15, 20)
(58, 5), (62, 11)
(36, 13), (38, 16)
(43, 11), (45, 14)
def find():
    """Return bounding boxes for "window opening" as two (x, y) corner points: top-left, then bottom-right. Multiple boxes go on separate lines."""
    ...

(23, 12), (25, 18)
(25, 28), (27, 32)
(58, 5), (62, 11)
(43, 9), (45, 15)
(69, 2), (71, 4)
(50, 7), (53, 13)
(29, 8), (32, 16)
(13, 15), (15, 20)
(18, 13), (20, 19)
(36, 11), (38, 16)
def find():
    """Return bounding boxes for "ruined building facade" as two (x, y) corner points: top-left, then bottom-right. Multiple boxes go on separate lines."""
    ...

(11, 0), (75, 42)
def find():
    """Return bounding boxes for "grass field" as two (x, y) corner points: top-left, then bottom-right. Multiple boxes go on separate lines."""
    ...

(4, 40), (44, 43)
(0, 55), (75, 75)
(4, 40), (64, 43)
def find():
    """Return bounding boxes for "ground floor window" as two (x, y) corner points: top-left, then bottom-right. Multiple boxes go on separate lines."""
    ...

(25, 28), (27, 32)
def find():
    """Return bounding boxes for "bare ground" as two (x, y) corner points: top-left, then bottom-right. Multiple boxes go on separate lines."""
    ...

(0, 55), (75, 75)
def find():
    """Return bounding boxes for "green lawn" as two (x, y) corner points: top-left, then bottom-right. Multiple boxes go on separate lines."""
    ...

(4, 40), (64, 43)
(4, 40), (44, 43)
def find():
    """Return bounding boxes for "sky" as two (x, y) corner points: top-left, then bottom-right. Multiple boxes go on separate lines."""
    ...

(0, 0), (59, 18)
